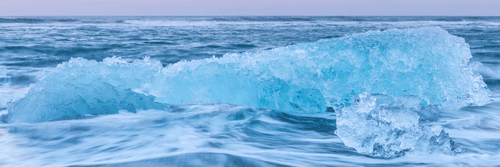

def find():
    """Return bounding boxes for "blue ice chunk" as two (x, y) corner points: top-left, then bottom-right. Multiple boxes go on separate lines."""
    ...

(145, 27), (489, 111)
(335, 93), (457, 158)
(7, 57), (168, 123)
(7, 27), (490, 123)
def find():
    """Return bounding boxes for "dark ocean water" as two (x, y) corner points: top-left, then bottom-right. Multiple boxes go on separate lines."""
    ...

(0, 16), (499, 166)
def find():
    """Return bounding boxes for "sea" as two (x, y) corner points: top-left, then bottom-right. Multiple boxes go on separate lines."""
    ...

(0, 16), (499, 166)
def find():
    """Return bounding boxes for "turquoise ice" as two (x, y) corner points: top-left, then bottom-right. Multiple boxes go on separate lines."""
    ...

(335, 93), (458, 158)
(7, 27), (490, 123)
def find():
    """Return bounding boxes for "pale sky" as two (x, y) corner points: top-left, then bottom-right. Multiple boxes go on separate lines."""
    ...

(0, 0), (499, 16)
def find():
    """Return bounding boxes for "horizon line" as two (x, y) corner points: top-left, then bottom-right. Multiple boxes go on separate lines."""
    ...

(2, 15), (500, 17)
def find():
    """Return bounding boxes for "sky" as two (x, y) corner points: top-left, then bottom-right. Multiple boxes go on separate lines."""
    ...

(0, 0), (499, 16)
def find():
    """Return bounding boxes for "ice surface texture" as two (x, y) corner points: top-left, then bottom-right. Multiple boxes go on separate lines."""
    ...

(335, 93), (458, 158)
(145, 27), (489, 111)
(7, 27), (489, 123)
(7, 58), (168, 123)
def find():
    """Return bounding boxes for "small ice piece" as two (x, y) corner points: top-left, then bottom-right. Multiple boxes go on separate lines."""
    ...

(335, 93), (456, 158)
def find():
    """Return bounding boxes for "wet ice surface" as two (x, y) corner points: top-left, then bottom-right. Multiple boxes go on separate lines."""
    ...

(335, 93), (457, 158)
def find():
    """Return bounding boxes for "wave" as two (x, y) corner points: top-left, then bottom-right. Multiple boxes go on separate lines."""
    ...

(0, 18), (45, 24)
(210, 16), (315, 22)
(123, 20), (218, 27)
(208, 16), (500, 22)
(0, 18), (79, 24)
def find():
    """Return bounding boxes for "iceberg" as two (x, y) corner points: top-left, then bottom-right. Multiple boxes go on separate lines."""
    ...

(7, 27), (490, 124)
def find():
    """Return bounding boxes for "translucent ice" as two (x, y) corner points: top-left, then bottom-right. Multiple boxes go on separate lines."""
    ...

(335, 93), (457, 158)
(7, 27), (490, 123)
(7, 58), (168, 123)
(144, 27), (490, 111)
